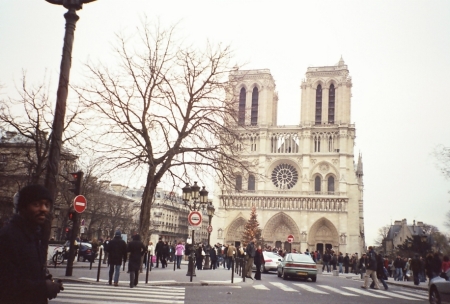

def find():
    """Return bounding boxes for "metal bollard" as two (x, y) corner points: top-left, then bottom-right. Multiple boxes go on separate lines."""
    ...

(150, 255), (153, 271)
(174, 258), (176, 271)
(96, 248), (103, 282)
(231, 257), (234, 283)
(242, 258), (246, 282)
(145, 253), (150, 283)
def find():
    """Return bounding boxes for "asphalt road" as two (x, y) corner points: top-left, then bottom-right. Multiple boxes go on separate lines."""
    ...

(184, 272), (428, 304)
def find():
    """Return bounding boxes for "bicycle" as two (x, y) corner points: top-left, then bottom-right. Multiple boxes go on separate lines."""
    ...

(52, 245), (68, 265)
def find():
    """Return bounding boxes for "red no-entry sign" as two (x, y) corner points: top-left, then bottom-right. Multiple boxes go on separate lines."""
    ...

(73, 195), (87, 213)
(188, 211), (202, 226)
(287, 234), (294, 243)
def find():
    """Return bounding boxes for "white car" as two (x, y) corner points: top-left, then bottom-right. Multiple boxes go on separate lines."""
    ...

(252, 251), (283, 273)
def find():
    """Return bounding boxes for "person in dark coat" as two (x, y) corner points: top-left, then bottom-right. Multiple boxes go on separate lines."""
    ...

(209, 245), (217, 270)
(155, 238), (164, 268)
(0, 185), (63, 303)
(196, 244), (204, 270)
(343, 253), (350, 273)
(410, 254), (422, 285)
(370, 253), (388, 290)
(106, 231), (127, 286)
(127, 234), (146, 288)
(162, 241), (170, 268)
(254, 245), (264, 280)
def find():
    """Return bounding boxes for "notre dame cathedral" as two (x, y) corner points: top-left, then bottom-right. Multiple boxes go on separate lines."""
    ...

(212, 57), (365, 255)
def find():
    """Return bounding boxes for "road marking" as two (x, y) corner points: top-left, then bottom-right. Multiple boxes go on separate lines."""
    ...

(78, 277), (177, 284)
(293, 283), (329, 294)
(253, 284), (270, 290)
(372, 289), (421, 301)
(270, 282), (299, 292)
(58, 283), (185, 304)
(317, 285), (358, 296)
(343, 287), (390, 298)
(394, 290), (428, 300)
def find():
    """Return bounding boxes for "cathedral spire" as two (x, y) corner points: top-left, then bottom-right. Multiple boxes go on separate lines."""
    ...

(338, 55), (345, 66)
(356, 152), (364, 183)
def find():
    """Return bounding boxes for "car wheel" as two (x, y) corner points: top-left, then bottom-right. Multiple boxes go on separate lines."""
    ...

(277, 269), (281, 277)
(311, 276), (317, 282)
(282, 269), (288, 280)
(430, 286), (441, 304)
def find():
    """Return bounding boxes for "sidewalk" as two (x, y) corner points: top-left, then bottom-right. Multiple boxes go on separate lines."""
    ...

(51, 260), (254, 287)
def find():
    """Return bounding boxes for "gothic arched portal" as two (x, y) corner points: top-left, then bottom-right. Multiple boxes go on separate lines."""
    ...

(225, 217), (246, 244)
(308, 217), (339, 250)
(262, 212), (300, 246)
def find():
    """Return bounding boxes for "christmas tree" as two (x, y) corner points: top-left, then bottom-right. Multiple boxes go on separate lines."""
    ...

(241, 205), (262, 244)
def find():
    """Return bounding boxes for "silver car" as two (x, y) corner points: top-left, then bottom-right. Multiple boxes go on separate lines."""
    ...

(429, 269), (450, 304)
(252, 251), (283, 273)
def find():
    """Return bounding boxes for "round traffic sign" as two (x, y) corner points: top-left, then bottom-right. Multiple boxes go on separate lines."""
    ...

(287, 234), (294, 243)
(188, 211), (202, 226)
(73, 195), (87, 213)
(207, 225), (213, 233)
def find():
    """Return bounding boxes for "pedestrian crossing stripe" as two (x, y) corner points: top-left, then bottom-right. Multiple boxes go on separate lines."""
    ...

(253, 283), (427, 301)
(254, 285), (270, 290)
(372, 289), (421, 301)
(269, 282), (299, 292)
(343, 287), (390, 298)
(317, 285), (358, 296)
(78, 277), (177, 284)
(57, 283), (185, 304)
(293, 283), (328, 294)
(394, 290), (428, 300)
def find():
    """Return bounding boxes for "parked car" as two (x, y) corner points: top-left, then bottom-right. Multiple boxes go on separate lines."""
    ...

(277, 253), (317, 282)
(77, 242), (98, 262)
(429, 269), (450, 304)
(252, 251), (283, 273)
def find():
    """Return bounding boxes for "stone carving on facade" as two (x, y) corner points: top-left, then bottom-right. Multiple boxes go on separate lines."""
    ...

(332, 159), (338, 165)
(218, 228), (223, 238)
(320, 163), (329, 172)
(340, 233), (347, 244)
(311, 159), (317, 164)
(301, 231), (307, 242)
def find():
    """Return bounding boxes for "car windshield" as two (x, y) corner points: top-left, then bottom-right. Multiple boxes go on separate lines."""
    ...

(286, 253), (314, 263)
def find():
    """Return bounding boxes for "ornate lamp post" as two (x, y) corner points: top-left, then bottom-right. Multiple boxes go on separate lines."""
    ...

(182, 182), (208, 278)
(203, 201), (215, 269)
(43, 0), (95, 273)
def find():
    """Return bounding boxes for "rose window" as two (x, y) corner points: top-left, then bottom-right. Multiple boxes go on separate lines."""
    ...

(271, 163), (298, 189)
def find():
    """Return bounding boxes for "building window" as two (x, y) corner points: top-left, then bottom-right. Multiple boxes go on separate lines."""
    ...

(314, 135), (321, 152)
(248, 175), (255, 191)
(235, 175), (242, 191)
(271, 163), (299, 189)
(327, 176), (335, 193)
(238, 88), (246, 125)
(315, 84), (322, 125)
(314, 176), (321, 192)
(328, 84), (335, 123)
(251, 87), (258, 126)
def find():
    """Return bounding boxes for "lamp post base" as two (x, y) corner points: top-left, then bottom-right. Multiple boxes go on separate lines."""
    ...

(204, 253), (211, 269)
(186, 254), (197, 276)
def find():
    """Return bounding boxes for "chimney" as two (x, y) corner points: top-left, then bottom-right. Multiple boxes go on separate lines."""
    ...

(417, 221), (424, 227)
(394, 220), (401, 225)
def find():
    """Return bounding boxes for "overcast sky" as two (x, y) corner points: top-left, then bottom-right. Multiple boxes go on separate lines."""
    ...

(1, 0), (450, 245)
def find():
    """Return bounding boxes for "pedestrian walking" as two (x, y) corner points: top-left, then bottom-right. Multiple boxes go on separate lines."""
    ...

(106, 230), (127, 286)
(361, 247), (381, 290)
(196, 244), (204, 270)
(103, 237), (111, 264)
(209, 245), (217, 269)
(0, 185), (64, 303)
(175, 241), (185, 269)
(254, 245), (263, 280)
(370, 253), (388, 290)
(155, 238), (164, 268)
(245, 239), (256, 278)
(410, 254), (422, 285)
(227, 243), (236, 271)
(127, 234), (146, 288)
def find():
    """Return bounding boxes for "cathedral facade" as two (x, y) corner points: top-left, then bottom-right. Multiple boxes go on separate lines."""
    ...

(212, 58), (365, 255)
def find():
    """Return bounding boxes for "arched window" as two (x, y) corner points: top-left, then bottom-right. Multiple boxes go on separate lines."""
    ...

(327, 176), (335, 193)
(235, 175), (242, 191)
(328, 84), (335, 123)
(238, 88), (246, 125)
(314, 176), (321, 192)
(314, 135), (321, 152)
(315, 84), (322, 125)
(248, 175), (255, 191)
(251, 87), (258, 125)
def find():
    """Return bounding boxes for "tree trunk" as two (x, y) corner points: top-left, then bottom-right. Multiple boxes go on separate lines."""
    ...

(139, 171), (156, 245)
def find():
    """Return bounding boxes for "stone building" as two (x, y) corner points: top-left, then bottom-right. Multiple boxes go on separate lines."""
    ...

(213, 58), (365, 255)
(383, 219), (428, 255)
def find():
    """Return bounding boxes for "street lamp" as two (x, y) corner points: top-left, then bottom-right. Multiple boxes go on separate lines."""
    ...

(44, 0), (95, 277)
(182, 182), (208, 277)
(203, 201), (215, 269)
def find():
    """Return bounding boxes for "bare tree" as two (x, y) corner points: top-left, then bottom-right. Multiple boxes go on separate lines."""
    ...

(75, 21), (249, 244)
(374, 224), (391, 246)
